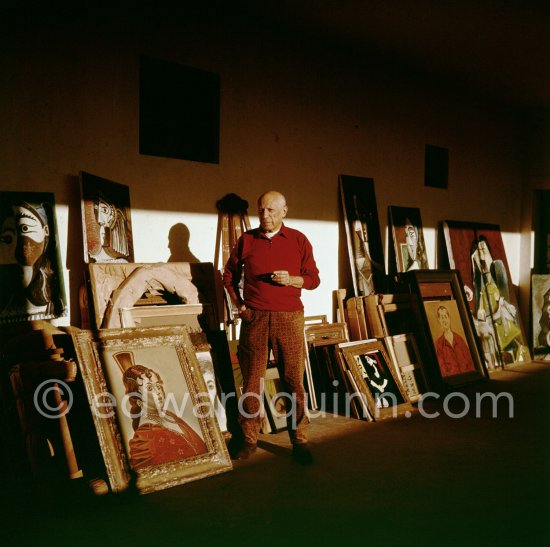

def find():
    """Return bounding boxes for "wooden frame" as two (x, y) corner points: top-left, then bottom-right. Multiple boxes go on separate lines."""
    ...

(80, 171), (134, 264)
(304, 322), (349, 409)
(119, 303), (217, 332)
(71, 326), (232, 494)
(338, 339), (412, 420)
(0, 191), (68, 323)
(87, 262), (223, 330)
(400, 270), (488, 389)
(308, 337), (350, 414)
(263, 367), (288, 432)
(339, 174), (386, 296)
(384, 333), (428, 403)
(388, 205), (429, 274)
(304, 322), (349, 345)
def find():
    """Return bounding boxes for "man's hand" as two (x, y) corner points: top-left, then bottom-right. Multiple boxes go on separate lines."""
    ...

(272, 270), (304, 288)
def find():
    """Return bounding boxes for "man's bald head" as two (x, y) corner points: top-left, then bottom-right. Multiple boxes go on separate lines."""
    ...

(257, 191), (288, 233)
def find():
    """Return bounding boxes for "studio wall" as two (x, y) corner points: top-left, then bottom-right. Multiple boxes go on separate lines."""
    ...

(1, 8), (538, 326)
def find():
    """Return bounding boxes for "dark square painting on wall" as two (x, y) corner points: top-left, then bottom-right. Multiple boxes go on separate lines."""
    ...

(139, 56), (220, 164)
(424, 144), (449, 189)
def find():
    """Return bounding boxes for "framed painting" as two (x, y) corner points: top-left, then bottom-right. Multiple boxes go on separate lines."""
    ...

(80, 171), (134, 264)
(71, 326), (232, 494)
(263, 367), (288, 433)
(338, 339), (412, 420)
(118, 300), (234, 436)
(87, 261), (223, 330)
(339, 175), (386, 296)
(441, 220), (530, 367)
(400, 269), (488, 389)
(304, 322), (349, 346)
(388, 205), (429, 274)
(0, 191), (68, 323)
(531, 274), (550, 360)
(303, 321), (348, 409)
(308, 337), (350, 415)
(384, 333), (428, 403)
(194, 343), (228, 434)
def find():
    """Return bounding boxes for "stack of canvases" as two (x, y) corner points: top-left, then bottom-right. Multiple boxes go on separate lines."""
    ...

(77, 172), (235, 494)
(338, 173), (532, 402)
(304, 318), (419, 422)
(0, 176), (234, 496)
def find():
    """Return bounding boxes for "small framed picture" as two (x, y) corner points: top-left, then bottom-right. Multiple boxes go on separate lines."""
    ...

(308, 338), (350, 415)
(400, 269), (488, 389)
(338, 339), (413, 420)
(304, 321), (349, 409)
(71, 326), (232, 494)
(384, 333), (428, 403)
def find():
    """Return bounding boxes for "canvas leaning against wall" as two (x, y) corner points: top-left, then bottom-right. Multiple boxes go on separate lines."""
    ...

(441, 220), (530, 368)
(0, 191), (67, 324)
(388, 205), (430, 274)
(72, 326), (232, 494)
(339, 175), (386, 296)
(531, 274), (550, 361)
(80, 171), (134, 264)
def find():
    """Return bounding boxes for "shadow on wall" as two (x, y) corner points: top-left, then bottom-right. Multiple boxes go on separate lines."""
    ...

(168, 223), (200, 263)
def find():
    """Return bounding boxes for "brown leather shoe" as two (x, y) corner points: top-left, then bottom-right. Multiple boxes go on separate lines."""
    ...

(236, 442), (257, 460)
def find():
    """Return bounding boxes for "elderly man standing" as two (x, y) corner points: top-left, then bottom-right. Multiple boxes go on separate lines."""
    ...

(223, 190), (320, 465)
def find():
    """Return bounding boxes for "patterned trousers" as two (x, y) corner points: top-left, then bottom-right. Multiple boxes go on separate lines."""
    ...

(238, 310), (309, 445)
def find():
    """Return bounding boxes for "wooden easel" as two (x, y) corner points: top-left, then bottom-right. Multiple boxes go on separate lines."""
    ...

(214, 193), (251, 338)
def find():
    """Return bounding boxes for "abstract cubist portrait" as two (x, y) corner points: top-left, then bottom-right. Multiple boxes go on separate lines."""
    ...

(339, 174), (386, 296)
(531, 274), (550, 360)
(80, 171), (134, 264)
(0, 191), (67, 323)
(442, 220), (530, 367)
(388, 205), (430, 273)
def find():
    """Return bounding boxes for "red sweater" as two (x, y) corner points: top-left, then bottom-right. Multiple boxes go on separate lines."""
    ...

(435, 330), (476, 377)
(223, 225), (320, 312)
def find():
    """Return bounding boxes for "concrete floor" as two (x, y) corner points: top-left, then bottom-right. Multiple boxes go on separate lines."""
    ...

(2, 362), (549, 546)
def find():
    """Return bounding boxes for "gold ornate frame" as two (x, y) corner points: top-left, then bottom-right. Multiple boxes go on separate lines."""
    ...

(72, 325), (232, 494)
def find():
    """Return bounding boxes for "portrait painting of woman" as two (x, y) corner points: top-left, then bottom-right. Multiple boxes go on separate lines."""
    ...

(0, 191), (67, 323)
(442, 220), (530, 367)
(113, 350), (208, 470)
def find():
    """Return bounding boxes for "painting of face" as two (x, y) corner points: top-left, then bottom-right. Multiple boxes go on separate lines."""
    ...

(13, 203), (49, 267)
(80, 172), (134, 263)
(0, 191), (67, 323)
(137, 369), (166, 411)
